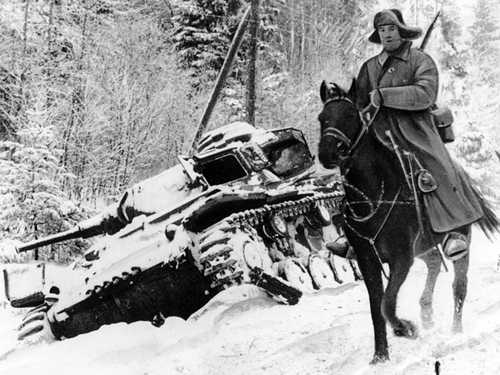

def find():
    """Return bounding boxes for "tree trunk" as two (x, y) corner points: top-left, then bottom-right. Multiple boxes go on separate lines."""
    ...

(289, 0), (295, 68)
(300, 1), (306, 86)
(62, 3), (88, 171)
(22, 0), (30, 64)
(246, 0), (259, 126)
(46, 0), (55, 106)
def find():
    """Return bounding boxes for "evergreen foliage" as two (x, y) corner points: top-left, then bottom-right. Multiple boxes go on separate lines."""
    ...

(0, 113), (88, 263)
(469, 0), (500, 85)
(1, 0), (499, 262)
(172, 0), (244, 85)
(448, 0), (500, 199)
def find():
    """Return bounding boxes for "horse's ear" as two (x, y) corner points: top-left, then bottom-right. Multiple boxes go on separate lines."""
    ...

(320, 80), (328, 103)
(347, 78), (356, 102)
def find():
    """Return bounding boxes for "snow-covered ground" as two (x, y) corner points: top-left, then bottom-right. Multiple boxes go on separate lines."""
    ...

(0, 228), (499, 375)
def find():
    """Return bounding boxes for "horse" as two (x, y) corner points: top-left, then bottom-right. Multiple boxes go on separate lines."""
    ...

(317, 80), (499, 363)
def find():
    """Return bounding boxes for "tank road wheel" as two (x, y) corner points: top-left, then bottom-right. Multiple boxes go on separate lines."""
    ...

(308, 254), (337, 289)
(278, 259), (314, 293)
(329, 254), (360, 283)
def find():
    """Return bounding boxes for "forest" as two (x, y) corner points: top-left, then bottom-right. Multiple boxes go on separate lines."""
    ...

(0, 0), (498, 262)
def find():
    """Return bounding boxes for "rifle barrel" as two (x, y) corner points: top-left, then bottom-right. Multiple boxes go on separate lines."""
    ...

(419, 11), (441, 51)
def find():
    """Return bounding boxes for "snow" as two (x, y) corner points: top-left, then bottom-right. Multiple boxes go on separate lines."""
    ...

(1, 228), (500, 375)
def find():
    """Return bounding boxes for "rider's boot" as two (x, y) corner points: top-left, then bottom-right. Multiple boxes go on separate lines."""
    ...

(326, 236), (349, 258)
(443, 232), (469, 261)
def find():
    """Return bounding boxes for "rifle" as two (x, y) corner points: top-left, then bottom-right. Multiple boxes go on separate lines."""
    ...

(417, 10), (453, 271)
(419, 11), (441, 51)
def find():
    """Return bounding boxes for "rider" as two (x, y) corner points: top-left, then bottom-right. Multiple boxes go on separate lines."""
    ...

(354, 9), (484, 257)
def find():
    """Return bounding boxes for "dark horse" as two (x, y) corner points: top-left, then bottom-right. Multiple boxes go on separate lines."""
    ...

(317, 80), (499, 363)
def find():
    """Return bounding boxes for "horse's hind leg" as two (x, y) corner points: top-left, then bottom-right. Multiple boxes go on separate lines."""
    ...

(382, 256), (417, 338)
(419, 249), (442, 329)
(452, 235), (470, 333)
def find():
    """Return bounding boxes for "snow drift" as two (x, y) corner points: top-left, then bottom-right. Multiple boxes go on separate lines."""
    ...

(0, 228), (499, 375)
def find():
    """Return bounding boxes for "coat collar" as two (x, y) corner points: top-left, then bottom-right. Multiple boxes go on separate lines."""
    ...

(377, 41), (412, 66)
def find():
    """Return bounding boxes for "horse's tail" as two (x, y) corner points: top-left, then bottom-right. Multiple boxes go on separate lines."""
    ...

(473, 184), (500, 240)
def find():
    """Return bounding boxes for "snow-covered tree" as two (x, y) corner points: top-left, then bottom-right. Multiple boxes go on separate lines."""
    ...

(172, 0), (244, 86)
(0, 99), (88, 263)
(469, 0), (500, 86)
(0, 66), (20, 140)
(449, 0), (500, 196)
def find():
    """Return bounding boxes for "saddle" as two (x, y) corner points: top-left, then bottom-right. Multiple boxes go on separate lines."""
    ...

(381, 135), (468, 260)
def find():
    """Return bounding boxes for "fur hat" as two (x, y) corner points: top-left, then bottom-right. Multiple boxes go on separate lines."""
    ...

(368, 9), (422, 44)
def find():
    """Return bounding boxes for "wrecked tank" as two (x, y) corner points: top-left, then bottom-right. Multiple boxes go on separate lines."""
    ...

(10, 122), (359, 341)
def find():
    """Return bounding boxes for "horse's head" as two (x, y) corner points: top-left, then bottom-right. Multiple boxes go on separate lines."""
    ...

(318, 79), (362, 169)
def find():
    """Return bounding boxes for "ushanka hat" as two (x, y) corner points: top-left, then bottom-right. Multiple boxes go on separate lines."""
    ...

(368, 9), (422, 44)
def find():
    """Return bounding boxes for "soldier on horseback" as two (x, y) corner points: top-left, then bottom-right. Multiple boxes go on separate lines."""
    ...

(354, 8), (484, 258)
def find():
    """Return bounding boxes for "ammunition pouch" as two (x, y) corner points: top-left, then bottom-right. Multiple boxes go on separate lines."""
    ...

(431, 106), (455, 143)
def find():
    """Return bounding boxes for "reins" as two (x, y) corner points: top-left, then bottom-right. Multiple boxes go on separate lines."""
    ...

(345, 187), (402, 279)
(320, 93), (449, 278)
(320, 96), (405, 279)
(344, 180), (385, 222)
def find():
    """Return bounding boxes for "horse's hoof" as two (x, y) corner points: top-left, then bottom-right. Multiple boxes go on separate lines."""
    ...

(370, 352), (390, 364)
(393, 319), (418, 339)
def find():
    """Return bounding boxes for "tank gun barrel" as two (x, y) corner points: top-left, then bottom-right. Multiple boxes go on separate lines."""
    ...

(16, 208), (123, 253)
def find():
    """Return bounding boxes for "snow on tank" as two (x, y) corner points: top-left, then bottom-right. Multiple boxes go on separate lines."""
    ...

(9, 122), (357, 343)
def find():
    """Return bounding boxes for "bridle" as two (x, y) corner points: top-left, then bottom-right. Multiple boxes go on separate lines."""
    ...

(320, 95), (392, 278)
(321, 96), (379, 161)
(321, 96), (445, 277)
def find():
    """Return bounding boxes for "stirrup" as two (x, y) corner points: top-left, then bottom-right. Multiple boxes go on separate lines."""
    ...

(442, 232), (469, 261)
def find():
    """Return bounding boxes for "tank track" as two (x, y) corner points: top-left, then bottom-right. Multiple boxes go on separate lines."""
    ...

(17, 191), (346, 340)
(198, 191), (344, 294)
(76, 191), (344, 311)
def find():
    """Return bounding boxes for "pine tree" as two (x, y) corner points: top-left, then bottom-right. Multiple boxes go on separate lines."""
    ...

(453, 0), (500, 190)
(469, 0), (500, 86)
(0, 66), (21, 140)
(0, 103), (88, 263)
(172, 0), (244, 86)
(440, 3), (468, 78)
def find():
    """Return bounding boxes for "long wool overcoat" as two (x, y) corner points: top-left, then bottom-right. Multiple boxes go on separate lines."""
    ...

(355, 41), (483, 233)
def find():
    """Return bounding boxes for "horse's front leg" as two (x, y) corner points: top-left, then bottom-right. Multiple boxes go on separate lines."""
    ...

(419, 249), (442, 329)
(452, 248), (470, 333)
(382, 256), (418, 339)
(353, 243), (389, 363)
